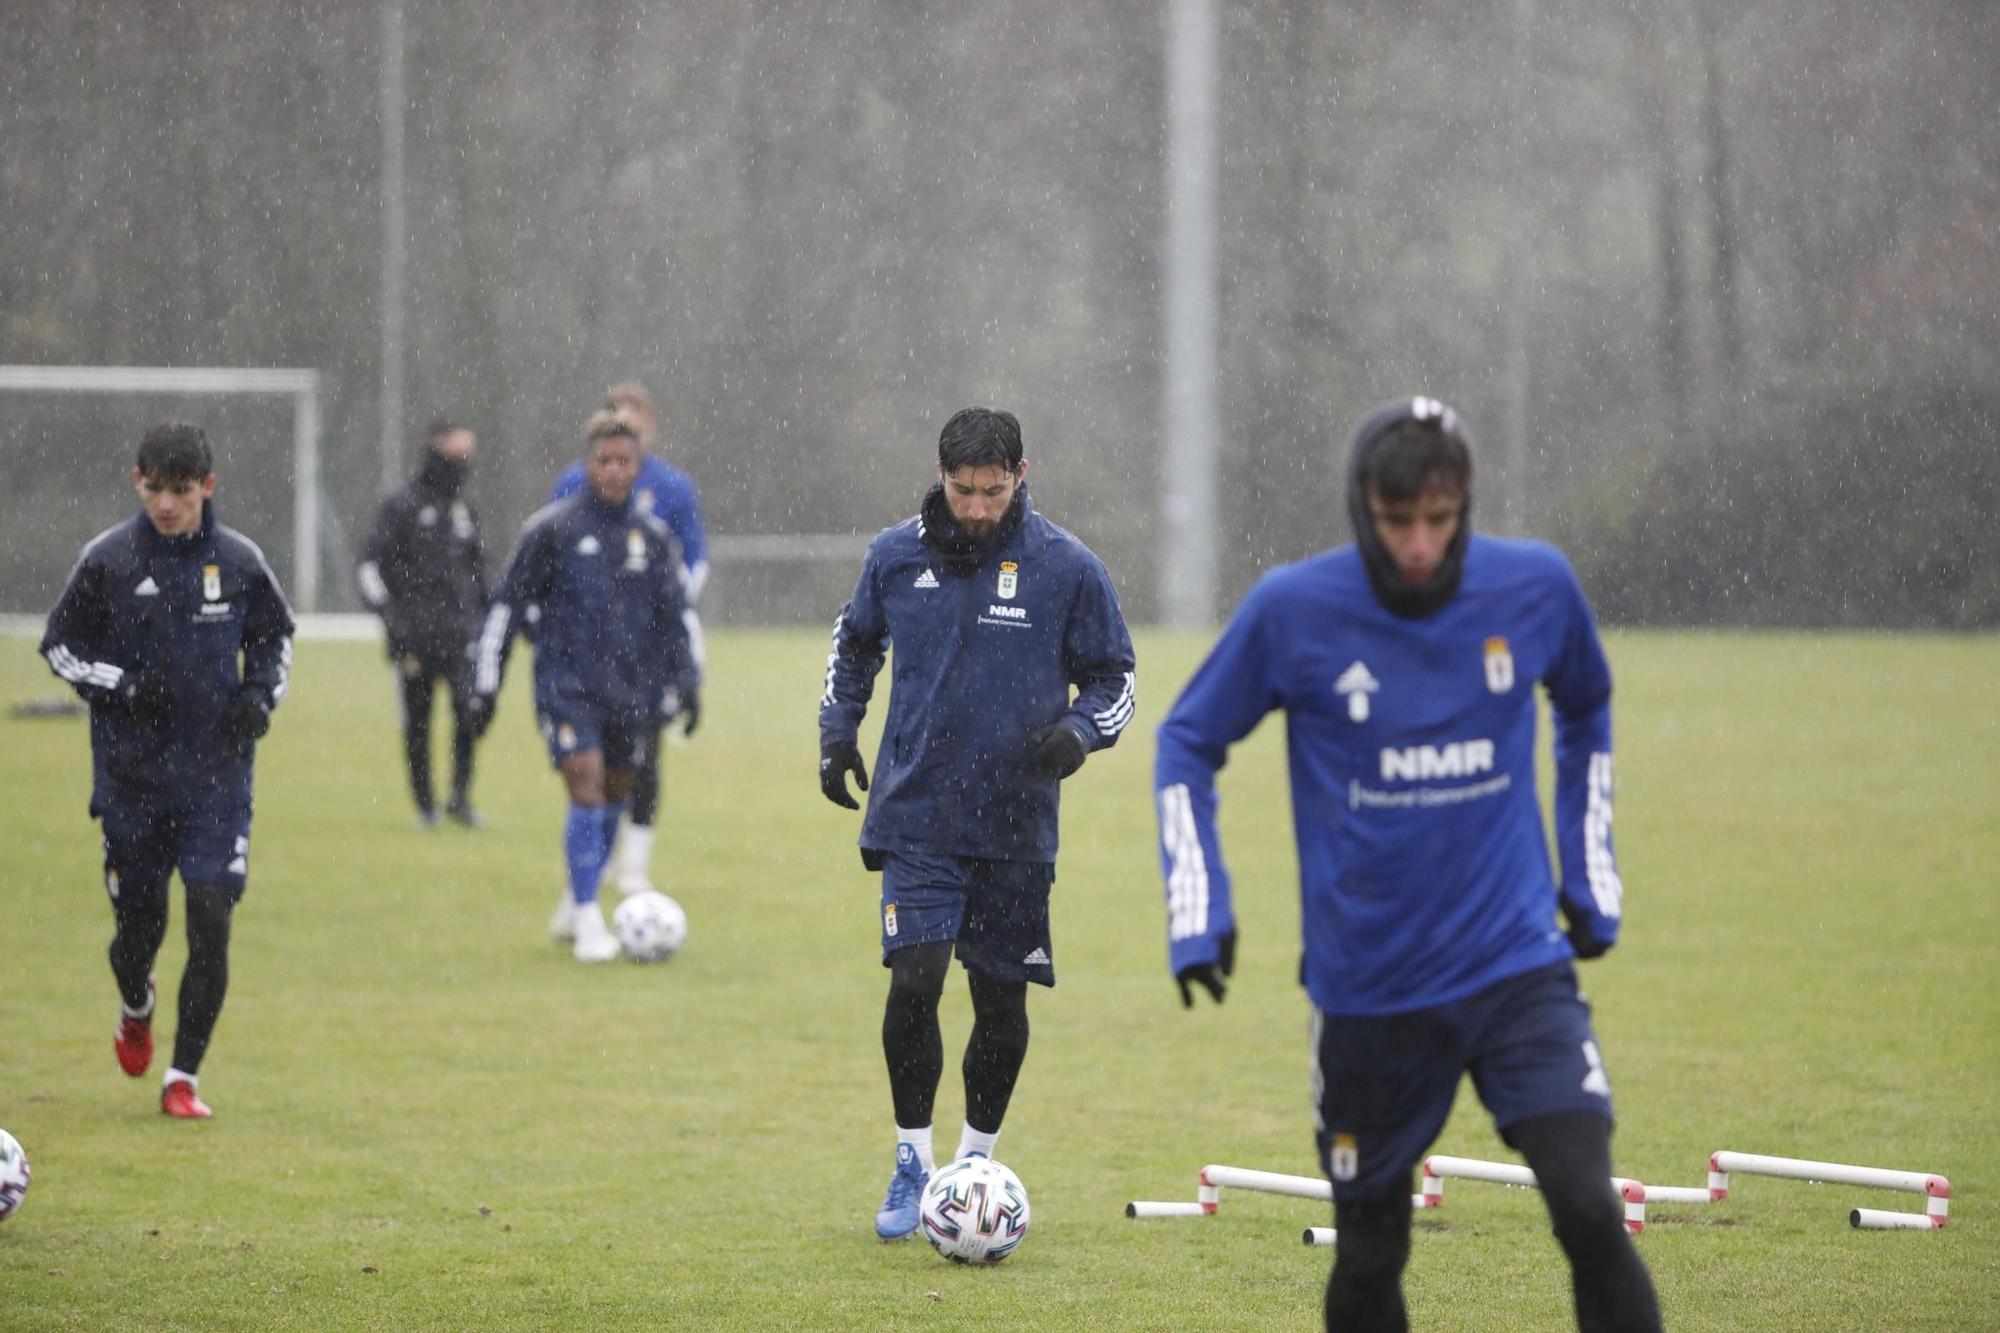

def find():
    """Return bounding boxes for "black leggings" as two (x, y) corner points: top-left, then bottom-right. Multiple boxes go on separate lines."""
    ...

(398, 658), (477, 812)
(1324, 1114), (1660, 1332)
(109, 882), (236, 1076)
(628, 743), (661, 826)
(881, 943), (1031, 1134)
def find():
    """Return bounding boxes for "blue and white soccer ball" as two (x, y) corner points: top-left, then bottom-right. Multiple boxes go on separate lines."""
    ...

(0, 1129), (29, 1223)
(919, 1156), (1031, 1263)
(612, 890), (688, 963)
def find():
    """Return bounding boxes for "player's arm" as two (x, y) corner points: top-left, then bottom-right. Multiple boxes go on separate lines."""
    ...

(1030, 557), (1136, 780)
(1154, 578), (1285, 1004)
(650, 533), (702, 735)
(661, 472), (710, 604)
(816, 546), (889, 809)
(1544, 558), (1622, 959)
(39, 550), (142, 709)
(222, 547), (297, 745)
(354, 496), (400, 616)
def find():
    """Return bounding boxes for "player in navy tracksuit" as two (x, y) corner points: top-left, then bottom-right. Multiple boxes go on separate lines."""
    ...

(356, 419), (489, 828)
(41, 423), (294, 1120)
(548, 383), (707, 897)
(1154, 399), (1660, 1331)
(475, 411), (700, 962)
(819, 407), (1136, 1240)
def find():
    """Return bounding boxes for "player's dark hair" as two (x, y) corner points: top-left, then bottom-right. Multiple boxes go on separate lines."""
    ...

(135, 422), (213, 483)
(1357, 419), (1472, 503)
(937, 407), (1023, 474)
(584, 408), (640, 450)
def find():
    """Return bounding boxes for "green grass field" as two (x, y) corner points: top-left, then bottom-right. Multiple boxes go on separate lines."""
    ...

(2, 628), (1996, 1330)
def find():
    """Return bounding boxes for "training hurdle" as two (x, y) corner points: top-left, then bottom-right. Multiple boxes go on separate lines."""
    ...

(1422, 1156), (1650, 1233)
(1125, 1164), (1432, 1220)
(1708, 1151), (1950, 1230)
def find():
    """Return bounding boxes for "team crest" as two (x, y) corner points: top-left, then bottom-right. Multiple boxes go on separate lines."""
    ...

(884, 903), (899, 938)
(450, 500), (473, 539)
(625, 528), (648, 571)
(1331, 1132), (1359, 1182)
(997, 561), (1018, 599)
(1483, 636), (1515, 693)
(105, 868), (120, 900)
(202, 564), (222, 601)
(557, 723), (577, 751)
(1333, 661), (1379, 723)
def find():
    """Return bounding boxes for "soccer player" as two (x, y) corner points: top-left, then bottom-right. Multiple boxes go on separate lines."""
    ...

(41, 422), (295, 1119)
(356, 418), (489, 828)
(819, 407), (1136, 1240)
(1153, 397), (1661, 1332)
(547, 383), (707, 897)
(474, 410), (700, 962)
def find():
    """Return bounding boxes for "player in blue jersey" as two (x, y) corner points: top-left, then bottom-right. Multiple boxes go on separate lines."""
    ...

(41, 423), (295, 1119)
(820, 407), (1136, 1240)
(476, 410), (700, 962)
(1154, 398), (1660, 1331)
(547, 384), (707, 901)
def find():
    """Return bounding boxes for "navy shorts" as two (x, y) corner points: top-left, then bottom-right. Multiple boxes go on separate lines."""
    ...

(101, 801), (254, 908)
(1312, 961), (1615, 1200)
(537, 698), (654, 771)
(877, 851), (1056, 987)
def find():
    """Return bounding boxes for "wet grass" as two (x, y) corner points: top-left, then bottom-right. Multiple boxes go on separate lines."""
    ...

(1, 627), (1996, 1330)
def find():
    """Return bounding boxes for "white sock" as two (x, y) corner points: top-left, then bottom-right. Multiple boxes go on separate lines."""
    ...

(898, 1124), (935, 1175)
(956, 1123), (1000, 1161)
(163, 1068), (197, 1090)
(618, 821), (656, 884)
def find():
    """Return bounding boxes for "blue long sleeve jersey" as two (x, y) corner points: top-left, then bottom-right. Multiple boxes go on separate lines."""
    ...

(475, 491), (698, 717)
(1154, 534), (1621, 1016)
(550, 455), (708, 601)
(819, 499), (1137, 864)
(40, 504), (295, 815)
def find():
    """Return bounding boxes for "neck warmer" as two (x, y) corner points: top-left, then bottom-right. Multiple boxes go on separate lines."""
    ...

(919, 481), (1029, 575)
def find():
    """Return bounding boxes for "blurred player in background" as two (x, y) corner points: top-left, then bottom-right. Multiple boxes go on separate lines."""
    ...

(547, 383), (707, 897)
(41, 422), (294, 1119)
(1152, 397), (1660, 1331)
(477, 411), (700, 962)
(819, 407), (1136, 1240)
(356, 418), (489, 828)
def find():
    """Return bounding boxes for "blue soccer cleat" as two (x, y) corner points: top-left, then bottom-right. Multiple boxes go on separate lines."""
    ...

(874, 1143), (929, 1240)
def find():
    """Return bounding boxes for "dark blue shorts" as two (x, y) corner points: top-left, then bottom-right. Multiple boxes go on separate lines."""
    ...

(877, 851), (1056, 987)
(1312, 961), (1615, 1200)
(536, 698), (654, 771)
(101, 801), (255, 908)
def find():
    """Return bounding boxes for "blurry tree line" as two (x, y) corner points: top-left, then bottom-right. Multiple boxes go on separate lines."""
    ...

(1, 0), (1993, 626)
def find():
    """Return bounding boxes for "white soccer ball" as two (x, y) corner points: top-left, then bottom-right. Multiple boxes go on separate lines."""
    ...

(613, 890), (687, 963)
(0, 1129), (29, 1223)
(919, 1156), (1031, 1263)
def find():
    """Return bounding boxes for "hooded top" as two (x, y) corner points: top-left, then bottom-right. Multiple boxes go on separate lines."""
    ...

(1344, 396), (1474, 619)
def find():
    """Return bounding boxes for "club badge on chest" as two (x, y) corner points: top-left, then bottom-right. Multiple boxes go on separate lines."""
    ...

(997, 561), (1019, 599)
(624, 528), (648, 572)
(203, 564), (222, 601)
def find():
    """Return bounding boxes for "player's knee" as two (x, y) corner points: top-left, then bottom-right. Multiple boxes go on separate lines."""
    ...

(183, 883), (235, 960)
(966, 971), (1030, 1050)
(887, 943), (951, 1005)
(1332, 1192), (1412, 1284)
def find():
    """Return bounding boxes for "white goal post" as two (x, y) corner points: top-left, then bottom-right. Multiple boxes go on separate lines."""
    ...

(0, 364), (325, 611)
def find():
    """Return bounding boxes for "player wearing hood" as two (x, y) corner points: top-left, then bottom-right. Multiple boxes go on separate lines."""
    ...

(1153, 398), (1659, 1331)
(357, 419), (490, 828)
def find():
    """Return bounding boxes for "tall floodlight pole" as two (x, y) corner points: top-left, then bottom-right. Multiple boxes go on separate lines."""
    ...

(1501, 0), (1536, 535)
(1160, 0), (1220, 628)
(379, 0), (407, 493)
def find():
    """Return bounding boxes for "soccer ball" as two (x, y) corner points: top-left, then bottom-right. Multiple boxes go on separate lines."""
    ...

(918, 1156), (1031, 1263)
(0, 1129), (28, 1223)
(613, 890), (687, 963)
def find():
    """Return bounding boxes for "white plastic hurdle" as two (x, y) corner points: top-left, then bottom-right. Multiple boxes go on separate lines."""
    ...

(1707, 1151), (1951, 1230)
(1302, 1226), (1336, 1247)
(1421, 1155), (1649, 1233)
(1124, 1163), (1431, 1220)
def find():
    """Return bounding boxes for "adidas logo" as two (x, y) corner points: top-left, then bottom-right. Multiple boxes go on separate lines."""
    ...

(134, 577), (159, 597)
(1021, 947), (1051, 966)
(914, 568), (939, 589)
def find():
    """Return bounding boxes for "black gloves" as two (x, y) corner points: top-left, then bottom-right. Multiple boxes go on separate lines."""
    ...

(120, 672), (175, 722)
(819, 739), (869, 810)
(1025, 721), (1090, 780)
(1177, 930), (1237, 1008)
(466, 693), (497, 738)
(1561, 902), (1613, 961)
(218, 690), (271, 745)
(675, 686), (701, 738)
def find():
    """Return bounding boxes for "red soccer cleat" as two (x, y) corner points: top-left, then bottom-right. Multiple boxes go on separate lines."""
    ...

(115, 979), (156, 1077)
(160, 1080), (212, 1120)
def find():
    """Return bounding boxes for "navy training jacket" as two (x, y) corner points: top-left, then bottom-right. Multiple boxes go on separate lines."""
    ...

(474, 489), (697, 719)
(819, 487), (1136, 864)
(41, 503), (295, 816)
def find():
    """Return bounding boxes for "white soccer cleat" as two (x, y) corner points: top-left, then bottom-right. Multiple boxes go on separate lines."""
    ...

(571, 901), (620, 963)
(548, 890), (577, 942)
